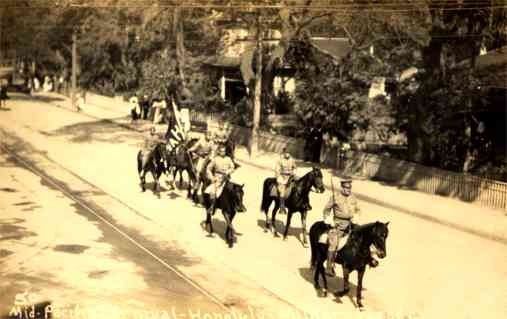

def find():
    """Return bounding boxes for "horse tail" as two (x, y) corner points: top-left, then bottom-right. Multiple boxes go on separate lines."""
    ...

(260, 178), (275, 212)
(309, 221), (328, 268)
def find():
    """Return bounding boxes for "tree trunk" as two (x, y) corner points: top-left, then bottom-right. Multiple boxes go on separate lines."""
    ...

(0, 8), (3, 62)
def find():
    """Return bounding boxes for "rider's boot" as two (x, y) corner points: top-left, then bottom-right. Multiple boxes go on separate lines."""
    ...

(325, 250), (336, 277)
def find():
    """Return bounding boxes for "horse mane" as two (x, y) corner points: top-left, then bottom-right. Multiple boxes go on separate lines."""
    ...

(354, 222), (377, 232)
(296, 169), (316, 184)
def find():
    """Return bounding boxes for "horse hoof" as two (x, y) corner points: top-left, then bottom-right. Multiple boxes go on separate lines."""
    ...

(357, 303), (364, 310)
(274, 233), (280, 238)
(334, 289), (349, 297)
(283, 236), (288, 241)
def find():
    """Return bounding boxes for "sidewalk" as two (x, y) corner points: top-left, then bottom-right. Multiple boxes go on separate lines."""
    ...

(38, 91), (507, 244)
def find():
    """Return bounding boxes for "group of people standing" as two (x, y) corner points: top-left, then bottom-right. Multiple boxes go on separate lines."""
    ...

(27, 74), (67, 95)
(129, 94), (173, 125)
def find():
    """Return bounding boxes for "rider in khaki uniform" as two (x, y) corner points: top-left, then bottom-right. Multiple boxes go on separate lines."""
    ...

(140, 126), (166, 176)
(189, 131), (215, 197)
(274, 149), (297, 214)
(205, 143), (236, 214)
(322, 176), (361, 276)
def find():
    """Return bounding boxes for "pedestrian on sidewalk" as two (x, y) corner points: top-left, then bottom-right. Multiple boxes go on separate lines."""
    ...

(140, 94), (151, 120)
(0, 84), (9, 108)
(129, 96), (140, 122)
(33, 77), (40, 92)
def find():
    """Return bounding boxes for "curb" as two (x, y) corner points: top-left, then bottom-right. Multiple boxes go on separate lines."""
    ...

(40, 93), (507, 245)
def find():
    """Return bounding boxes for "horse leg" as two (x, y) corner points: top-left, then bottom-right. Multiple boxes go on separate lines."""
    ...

(321, 261), (328, 297)
(171, 169), (178, 189)
(140, 169), (146, 192)
(335, 266), (351, 297)
(186, 171), (193, 198)
(283, 211), (294, 241)
(313, 261), (321, 291)
(316, 256), (329, 298)
(223, 212), (233, 248)
(179, 170), (184, 188)
(356, 267), (366, 308)
(205, 209), (214, 236)
(301, 210), (309, 247)
(263, 198), (272, 233)
(272, 200), (280, 237)
(151, 169), (159, 194)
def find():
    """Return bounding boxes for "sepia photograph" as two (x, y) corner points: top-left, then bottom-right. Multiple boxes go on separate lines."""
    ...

(0, 1), (506, 318)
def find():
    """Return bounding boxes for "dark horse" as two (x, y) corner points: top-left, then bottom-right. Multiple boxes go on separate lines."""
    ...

(203, 180), (246, 248)
(137, 143), (168, 195)
(260, 167), (325, 246)
(166, 139), (197, 198)
(309, 221), (389, 308)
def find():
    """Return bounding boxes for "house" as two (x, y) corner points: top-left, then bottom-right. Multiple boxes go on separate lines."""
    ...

(202, 25), (353, 109)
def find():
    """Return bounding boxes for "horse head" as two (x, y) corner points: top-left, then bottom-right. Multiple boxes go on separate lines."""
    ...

(370, 221), (389, 259)
(309, 167), (325, 193)
(230, 182), (246, 213)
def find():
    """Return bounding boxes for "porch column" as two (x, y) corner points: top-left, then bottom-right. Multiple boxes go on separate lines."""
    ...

(220, 74), (226, 100)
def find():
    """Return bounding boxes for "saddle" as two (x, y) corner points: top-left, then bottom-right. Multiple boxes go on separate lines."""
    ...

(270, 178), (295, 197)
(318, 231), (350, 252)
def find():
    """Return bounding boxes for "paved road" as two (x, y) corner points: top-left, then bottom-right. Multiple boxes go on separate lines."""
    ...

(1, 94), (506, 319)
(0, 151), (231, 319)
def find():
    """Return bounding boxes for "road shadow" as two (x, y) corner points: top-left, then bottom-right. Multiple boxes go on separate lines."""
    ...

(43, 118), (142, 144)
(298, 267), (362, 306)
(0, 107), (11, 111)
(255, 218), (306, 244)
(0, 219), (37, 241)
(140, 181), (170, 197)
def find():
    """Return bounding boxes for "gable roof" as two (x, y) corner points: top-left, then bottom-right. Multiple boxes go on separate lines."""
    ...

(204, 37), (352, 68)
(309, 37), (352, 62)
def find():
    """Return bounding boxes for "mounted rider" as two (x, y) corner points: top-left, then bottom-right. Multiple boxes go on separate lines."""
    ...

(188, 130), (215, 198)
(139, 126), (166, 176)
(274, 148), (297, 214)
(213, 125), (240, 168)
(322, 176), (361, 276)
(204, 143), (236, 215)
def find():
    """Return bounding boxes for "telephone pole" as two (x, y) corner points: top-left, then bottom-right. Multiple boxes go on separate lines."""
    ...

(71, 30), (78, 111)
(249, 11), (263, 157)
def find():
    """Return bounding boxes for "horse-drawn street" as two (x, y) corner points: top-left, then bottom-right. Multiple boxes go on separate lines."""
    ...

(1, 93), (506, 319)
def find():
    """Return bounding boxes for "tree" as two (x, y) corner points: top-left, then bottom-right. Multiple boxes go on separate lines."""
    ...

(405, 0), (506, 168)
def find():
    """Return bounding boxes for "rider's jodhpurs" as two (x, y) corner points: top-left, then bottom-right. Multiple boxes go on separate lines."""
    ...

(327, 227), (342, 252)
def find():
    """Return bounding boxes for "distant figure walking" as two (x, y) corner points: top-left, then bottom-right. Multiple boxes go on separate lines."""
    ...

(0, 85), (9, 108)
